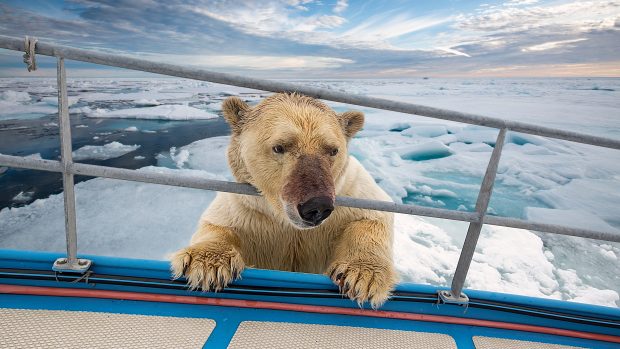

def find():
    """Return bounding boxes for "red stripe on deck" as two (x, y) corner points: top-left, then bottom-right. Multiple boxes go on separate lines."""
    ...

(1, 284), (618, 344)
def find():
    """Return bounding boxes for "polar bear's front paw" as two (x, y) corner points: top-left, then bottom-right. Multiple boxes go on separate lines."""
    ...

(327, 258), (396, 309)
(170, 242), (245, 292)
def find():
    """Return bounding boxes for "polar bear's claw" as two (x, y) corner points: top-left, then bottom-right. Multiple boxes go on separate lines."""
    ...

(170, 242), (245, 292)
(327, 259), (396, 309)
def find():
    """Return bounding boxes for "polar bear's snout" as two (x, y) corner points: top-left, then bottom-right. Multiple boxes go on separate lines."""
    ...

(282, 154), (336, 229)
(298, 196), (334, 226)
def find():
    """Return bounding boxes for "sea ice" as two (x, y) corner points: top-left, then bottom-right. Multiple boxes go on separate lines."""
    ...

(525, 207), (619, 233)
(0, 167), (216, 259)
(11, 190), (34, 204)
(78, 91), (194, 103)
(398, 141), (454, 161)
(85, 104), (219, 120)
(72, 142), (141, 161)
(401, 125), (448, 138)
(39, 96), (79, 107)
(1, 77), (619, 308)
(161, 137), (232, 179)
(0, 90), (57, 120)
(0, 90), (30, 102)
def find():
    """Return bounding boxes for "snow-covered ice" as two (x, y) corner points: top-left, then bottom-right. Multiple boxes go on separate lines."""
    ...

(72, 142), (141, 161)
(1, 90), (30, 103)
(398, 141), (454, 161)
(85, 104), (219, 120)
(0, 167), (217, 260)
(526, 207), (619, 234)
(11, 190), (35, 204)
(0, 90), (57, 120)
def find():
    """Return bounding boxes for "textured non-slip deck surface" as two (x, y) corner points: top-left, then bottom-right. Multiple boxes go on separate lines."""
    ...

(0, 308), (215, 349)
(227, 321), (456, 349)
(473, 336), (586, 349)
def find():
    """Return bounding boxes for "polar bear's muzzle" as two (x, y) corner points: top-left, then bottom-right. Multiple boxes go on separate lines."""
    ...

(281, 154), (335, 229)
(297, 196), (334, 226)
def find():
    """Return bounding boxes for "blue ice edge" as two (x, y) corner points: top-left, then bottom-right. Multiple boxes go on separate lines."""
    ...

(1, 248), (618, 321)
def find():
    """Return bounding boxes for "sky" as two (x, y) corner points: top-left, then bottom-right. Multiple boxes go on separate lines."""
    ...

(0, 0), (619, 78)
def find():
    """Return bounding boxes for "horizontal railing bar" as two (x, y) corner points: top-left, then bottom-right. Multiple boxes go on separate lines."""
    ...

(0, 153), (477, 222)
(0, 155), (62, 172)
(1, 153), (618, 243)
(484, 216), (620, 243)
(1, 35), (619, 150)
(73, 162), (260, 196)
(71, 162), (480, 223)
(335, 196), (478, 222)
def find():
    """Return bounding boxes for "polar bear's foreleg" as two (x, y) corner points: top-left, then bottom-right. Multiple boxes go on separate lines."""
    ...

(170, 223), (245, 292)
(326, 219), (397, 309)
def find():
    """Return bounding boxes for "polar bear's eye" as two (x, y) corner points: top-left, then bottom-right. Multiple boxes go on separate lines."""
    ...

(272, 145), (285, 154)
(329, 148), (339, 156)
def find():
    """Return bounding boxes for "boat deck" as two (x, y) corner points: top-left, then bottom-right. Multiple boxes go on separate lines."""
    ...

(0, 305), (599, 349)
(1, 250), (618, 349)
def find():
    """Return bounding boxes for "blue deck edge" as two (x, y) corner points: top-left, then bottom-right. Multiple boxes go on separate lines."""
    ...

(1, 249), (617, 317)
(1, 249), (619, 349)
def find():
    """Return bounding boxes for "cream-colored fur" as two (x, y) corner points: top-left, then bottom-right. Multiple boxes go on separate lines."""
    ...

(171, 93), (396, 308)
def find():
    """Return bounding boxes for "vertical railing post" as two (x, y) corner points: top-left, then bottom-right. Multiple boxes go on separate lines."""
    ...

(440, 128), (507, 304)
(52, 56), (91, 273)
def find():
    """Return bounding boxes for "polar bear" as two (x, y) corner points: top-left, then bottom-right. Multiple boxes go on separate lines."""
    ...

(171, 93), (396, 307)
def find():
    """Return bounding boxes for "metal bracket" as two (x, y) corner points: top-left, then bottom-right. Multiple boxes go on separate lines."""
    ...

(52, 257), (92, 274)
(438, 290), (469, 305)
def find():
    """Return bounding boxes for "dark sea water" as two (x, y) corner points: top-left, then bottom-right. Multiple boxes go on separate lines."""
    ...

(0, 113), (230, 210)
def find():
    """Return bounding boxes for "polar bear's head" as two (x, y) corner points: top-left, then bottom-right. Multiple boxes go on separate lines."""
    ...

(222, 93), (364, 229)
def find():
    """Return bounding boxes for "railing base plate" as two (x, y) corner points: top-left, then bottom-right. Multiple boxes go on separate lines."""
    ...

(52, 258), (92, 274)
(438, 290), (469, 305)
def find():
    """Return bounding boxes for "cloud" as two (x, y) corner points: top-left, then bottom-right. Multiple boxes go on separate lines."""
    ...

(188, 1), (346, 37)
(455, 1), (620, 34)
(140, 53), (355, 70)
(185, 1), (452, 51)
(505, 0), (539, 6)
(522, 38), (588, 52)
(334, 0), (348, 14)
(0, 0), (618, 77)
(342, 13), (451, 41)
(438, 47), (471, 58)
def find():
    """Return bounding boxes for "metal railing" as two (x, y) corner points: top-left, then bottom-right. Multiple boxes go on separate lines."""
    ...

(1, 35), (619, 303)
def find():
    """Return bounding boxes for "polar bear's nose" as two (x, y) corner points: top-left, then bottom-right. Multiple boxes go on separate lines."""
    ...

(298, 196), (334, 226)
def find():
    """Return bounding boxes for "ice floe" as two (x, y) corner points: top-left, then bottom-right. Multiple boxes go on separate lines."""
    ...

(0, 90), (57, 120)
(85, 104), (219, 120)
(72, 142), (141, 161)
(1, 90), (30, 103)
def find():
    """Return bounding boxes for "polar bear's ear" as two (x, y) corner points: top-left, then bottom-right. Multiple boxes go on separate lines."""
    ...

(339, 110), (364, 139)
(222, 97), (250, 133)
